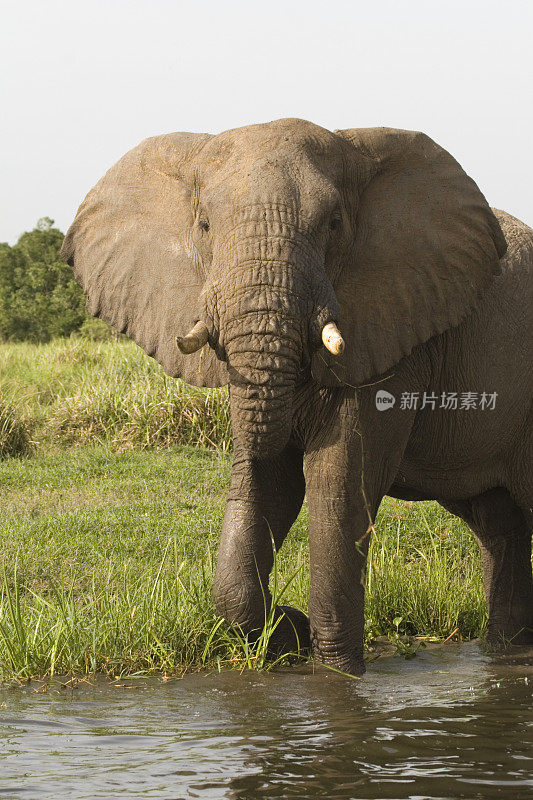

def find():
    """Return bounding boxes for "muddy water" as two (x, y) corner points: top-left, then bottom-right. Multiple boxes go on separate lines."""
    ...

(1, 643), (533, 799)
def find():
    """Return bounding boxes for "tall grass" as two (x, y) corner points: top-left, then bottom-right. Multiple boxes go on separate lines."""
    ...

(0, 545), (308, 679)
(0, 510), (485, 679)
(0, 546), (221, 678)
(49, 372), (230, 451)
(367, 499), (486, 640)
(0, 338), (231, 452)
(0, 399), (32, 459)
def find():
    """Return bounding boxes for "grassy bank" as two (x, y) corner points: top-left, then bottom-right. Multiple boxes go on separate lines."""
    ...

(0, 338), (487, 678)
(0, 445), (486, 679)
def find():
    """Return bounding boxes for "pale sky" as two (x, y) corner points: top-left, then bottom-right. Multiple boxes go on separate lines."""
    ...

(1, 0), (532, 243)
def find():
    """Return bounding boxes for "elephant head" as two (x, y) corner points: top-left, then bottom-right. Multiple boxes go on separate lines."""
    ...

(61, 119), (505, 458)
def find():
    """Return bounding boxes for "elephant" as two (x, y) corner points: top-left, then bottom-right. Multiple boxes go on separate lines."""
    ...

(61, 118), (533, 676)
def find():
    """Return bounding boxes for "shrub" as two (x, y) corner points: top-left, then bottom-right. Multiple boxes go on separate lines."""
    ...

(0, 218), (87, 342)
(77, 317), (117, 341)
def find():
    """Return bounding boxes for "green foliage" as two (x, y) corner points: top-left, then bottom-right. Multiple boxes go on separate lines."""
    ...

(366, 499), (486, 642)
(78, 317), (116, 341)
(0, 218), (87, 342)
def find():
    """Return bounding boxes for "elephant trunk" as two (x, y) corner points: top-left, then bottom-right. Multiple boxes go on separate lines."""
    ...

(224, 308), (303, 458)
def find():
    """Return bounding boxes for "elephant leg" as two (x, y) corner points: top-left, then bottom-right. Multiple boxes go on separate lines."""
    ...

(305, 470), (374, 675)
(441, 489), (533, 645)
(296, 362), (427, 676)
(303, 392), (397, 676)
(212, 440), (309, 653)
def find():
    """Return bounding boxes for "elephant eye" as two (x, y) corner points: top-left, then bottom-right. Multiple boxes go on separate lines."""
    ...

(198, 218), (210, 233)
(329, 216), (342, 231)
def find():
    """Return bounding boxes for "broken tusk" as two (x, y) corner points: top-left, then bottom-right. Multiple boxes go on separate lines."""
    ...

(322, 322), (345, 356)
(176, 321), (209, 354)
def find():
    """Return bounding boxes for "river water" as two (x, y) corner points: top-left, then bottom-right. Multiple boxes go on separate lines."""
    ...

(1, 642), (532, 799)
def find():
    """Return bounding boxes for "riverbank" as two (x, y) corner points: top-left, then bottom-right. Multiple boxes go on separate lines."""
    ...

(0, 442), (486, 679)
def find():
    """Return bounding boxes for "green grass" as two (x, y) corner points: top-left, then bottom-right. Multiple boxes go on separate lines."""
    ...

(0, 337), (488, 679)
(0, 444), (486, 680)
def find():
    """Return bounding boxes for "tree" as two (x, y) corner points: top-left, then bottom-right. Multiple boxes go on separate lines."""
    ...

(0, 218), (87, 341)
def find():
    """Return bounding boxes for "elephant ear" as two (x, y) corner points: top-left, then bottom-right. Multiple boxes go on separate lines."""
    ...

(312, 127), (507, 387)
(61, 132), (228, 387)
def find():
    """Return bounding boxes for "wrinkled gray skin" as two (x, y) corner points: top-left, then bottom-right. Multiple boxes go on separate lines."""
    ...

(62, 119), (533, 675)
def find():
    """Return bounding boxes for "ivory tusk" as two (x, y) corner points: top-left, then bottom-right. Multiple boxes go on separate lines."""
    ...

(176, 321), (209, 354)
(322, 322), (345, 356)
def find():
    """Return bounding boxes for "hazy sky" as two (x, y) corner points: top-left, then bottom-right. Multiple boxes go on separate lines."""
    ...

(1, 0), (532, 243)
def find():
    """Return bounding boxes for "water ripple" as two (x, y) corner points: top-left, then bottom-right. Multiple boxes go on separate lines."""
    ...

(1, 642), (533, 799)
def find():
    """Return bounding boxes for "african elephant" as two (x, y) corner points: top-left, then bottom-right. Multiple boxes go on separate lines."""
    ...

(62, 118), (533, 675)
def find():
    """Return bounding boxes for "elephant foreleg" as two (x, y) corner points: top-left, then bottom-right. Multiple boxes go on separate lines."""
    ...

(300, 375), (425, 675)
(212, 440), (309, 653)
(306, 485), (372, 675)
(304, 392), (380, 676)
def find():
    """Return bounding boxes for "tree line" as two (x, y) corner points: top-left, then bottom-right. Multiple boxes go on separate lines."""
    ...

(0, 218), (90, 342)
